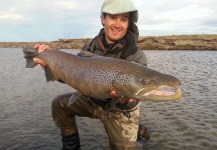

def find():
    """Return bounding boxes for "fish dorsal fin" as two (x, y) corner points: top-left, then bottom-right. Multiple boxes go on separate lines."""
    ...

(77, 51), (97, 57)
(68, 93), (81, 106)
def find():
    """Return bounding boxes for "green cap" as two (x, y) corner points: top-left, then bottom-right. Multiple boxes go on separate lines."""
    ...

(101, 0), (138, 23)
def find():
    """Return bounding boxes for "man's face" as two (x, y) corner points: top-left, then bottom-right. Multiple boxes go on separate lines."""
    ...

(101, 13), (130, 44)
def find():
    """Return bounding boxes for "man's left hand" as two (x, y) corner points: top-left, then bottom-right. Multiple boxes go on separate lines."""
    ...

(110, 90), (141, 103)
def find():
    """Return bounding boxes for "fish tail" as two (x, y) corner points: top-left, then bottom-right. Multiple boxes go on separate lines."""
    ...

(23, 45), (39, 68)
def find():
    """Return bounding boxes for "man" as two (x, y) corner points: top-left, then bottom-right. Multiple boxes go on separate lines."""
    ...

(34, 0), (147, 149)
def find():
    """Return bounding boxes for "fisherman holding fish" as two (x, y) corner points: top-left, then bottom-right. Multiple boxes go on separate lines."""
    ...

(34, 0), (148, 149)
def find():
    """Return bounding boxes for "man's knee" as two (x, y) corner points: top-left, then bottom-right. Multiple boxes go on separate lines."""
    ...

(51, 93), (72, 125)
(52, 93), (72, 109)
(51, 93), (79, 136)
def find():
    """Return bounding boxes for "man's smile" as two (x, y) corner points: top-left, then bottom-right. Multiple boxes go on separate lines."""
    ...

(111, 28), (122, 36)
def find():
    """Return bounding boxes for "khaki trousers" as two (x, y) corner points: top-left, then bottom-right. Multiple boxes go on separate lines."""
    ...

(52, 92), (139, 150)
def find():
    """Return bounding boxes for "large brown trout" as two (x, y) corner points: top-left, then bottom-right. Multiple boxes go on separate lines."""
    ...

(23, 46), (183, 104)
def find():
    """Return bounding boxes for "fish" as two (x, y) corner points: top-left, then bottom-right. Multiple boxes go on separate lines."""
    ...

(23, 45), (183, 105)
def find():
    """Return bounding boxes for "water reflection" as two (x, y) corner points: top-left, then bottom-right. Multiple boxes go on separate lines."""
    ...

(0, 49), (216, 149)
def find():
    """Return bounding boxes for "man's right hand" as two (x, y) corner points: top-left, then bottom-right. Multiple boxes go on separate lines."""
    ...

(33, 44), (51, 68)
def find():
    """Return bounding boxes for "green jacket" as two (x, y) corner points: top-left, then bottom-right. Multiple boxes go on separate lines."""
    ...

(81, 28), (147, 66)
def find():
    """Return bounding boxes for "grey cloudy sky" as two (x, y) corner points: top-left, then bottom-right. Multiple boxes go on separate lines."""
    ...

(1, 0), (217, 42)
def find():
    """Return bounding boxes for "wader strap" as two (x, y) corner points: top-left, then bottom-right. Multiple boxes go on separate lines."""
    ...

(91, 97), (139, 118)
(120, 31), (138, 59)
(87, 37), (96, 53)
(120, 43), (138, 59)
(123, 107), (138, 118)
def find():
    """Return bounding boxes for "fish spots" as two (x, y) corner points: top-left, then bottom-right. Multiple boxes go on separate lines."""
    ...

(112, 74), (139, 97)
(28, 49), (182, 101)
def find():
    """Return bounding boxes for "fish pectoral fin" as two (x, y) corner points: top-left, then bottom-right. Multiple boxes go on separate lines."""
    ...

(44, 66), (59, 81)
(112, 74), (142, 97)
(77, 51), (97, 57)
(68, 93), (80, 106)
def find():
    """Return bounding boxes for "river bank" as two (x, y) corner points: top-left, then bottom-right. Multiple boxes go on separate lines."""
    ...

(1, 34), (217, 50)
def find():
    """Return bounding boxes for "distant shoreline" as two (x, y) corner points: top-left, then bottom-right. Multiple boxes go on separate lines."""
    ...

(1, 34), (217, 50)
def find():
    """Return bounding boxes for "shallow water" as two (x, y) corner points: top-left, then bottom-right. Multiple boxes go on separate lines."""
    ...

(0, 48), (216, 150)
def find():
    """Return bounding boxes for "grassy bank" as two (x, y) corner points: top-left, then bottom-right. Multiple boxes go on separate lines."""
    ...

(0, 34), (217, 50)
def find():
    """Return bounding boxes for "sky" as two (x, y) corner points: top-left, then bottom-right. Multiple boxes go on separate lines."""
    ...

(1, 0), (217, 42)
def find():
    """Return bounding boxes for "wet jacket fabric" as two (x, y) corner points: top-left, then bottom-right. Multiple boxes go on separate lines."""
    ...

(81, 28), (147, 66)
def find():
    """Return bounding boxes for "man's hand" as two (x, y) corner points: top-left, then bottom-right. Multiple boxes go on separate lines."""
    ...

(33, 58), (47, 68)
(108, 91), (141, 117)
(119, 97), (141, 103)
(110, 91), (141, 103)
(34, 44), (51, 53)
(33, 44), (51, 68)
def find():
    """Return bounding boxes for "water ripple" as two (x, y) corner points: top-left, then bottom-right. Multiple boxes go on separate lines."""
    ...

(0, 49), (217, 149)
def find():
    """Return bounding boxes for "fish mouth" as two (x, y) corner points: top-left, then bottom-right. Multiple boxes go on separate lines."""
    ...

(137, 85), (183, 101)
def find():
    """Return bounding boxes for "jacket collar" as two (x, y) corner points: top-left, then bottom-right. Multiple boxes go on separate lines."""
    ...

(96, 28), (135, 54)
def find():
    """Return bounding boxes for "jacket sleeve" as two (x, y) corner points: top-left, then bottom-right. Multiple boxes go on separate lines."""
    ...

(81, 41), (92, 51)
(126, 49), (148, 67)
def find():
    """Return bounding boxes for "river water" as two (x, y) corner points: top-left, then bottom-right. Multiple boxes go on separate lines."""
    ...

(0, 48), (216, 150)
